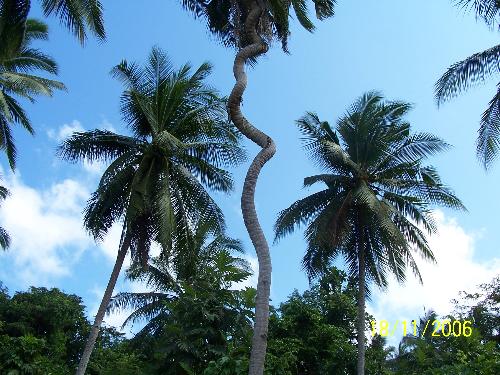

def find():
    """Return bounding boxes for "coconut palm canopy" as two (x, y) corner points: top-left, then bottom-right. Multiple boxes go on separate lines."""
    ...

(181, 0), (336, 51)
(59, 47), (246, 264)
(275, 92), (465, 286)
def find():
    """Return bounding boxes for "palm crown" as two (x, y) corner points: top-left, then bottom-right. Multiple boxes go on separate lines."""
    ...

(275, 92), (465, 285)
(59, 47), (245, 266)
(182, 0), (336, 51)
(0, 0), (65, 169)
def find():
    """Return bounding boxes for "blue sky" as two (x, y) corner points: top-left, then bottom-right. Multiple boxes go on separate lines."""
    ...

(0, 0), (499, 342)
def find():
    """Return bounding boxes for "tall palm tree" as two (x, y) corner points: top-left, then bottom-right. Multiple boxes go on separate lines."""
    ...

(179, 1), (336, 372)
(58, 47), (245, 375)
(0, 183), (10, 250)
(274, 92), (465, 375)
(435, 0), (500, 167)
(0, 0), (65, 169)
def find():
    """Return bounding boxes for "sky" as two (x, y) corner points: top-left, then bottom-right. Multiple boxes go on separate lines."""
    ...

(0, 0), (499, 345)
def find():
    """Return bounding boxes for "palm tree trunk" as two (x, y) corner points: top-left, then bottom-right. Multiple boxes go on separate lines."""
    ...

(75, 232), (131, 375)
(357, 240), (366, 375)
(227, 1), (276, 374)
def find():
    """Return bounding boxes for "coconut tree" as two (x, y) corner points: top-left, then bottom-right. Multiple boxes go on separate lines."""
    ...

(179, 1), (336, 372)
(58, 47), (245, 375)
(274, 92), (465, 375)
(107, 228), (254, 374)
(106, 221), (252, 350)
(435, 0), (500, 167)
(0, 0), (65, 169)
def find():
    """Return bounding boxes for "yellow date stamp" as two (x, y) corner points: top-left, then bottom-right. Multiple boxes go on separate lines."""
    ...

(370, 319), (473, 338)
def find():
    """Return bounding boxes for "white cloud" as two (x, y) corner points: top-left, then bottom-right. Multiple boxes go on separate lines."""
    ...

(0, 174), (92, 285)
(47, 120), (84, 142)
(367, 210), (500, 345)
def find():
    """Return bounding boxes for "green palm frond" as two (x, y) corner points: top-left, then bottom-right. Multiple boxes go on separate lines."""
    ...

(477, 84), (500, 167)
(0, 2), (64, 169)
(456, 0), (500, 27)
(435, 44), (500, 105)
(57, 130), (142, 163)
(40, 0), (105, 43)
(23, 19), (49, 42)
(0, 226), (9, 250)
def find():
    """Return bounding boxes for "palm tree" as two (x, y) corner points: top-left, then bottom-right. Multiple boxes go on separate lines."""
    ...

(106, 221), (252, 347)
(435, 0), (500, 167)
(0, 183), (10, 250)
(274, 92), (465, 375)
(4, 0), (105, 44)
(58, 47), (245, 375)
(179, 1), (336, 372)
(0, 0), (65, 169)
(107, 230), (254, 374)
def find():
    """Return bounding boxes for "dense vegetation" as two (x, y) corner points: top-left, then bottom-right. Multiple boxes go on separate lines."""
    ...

(0, 272), (498, 374)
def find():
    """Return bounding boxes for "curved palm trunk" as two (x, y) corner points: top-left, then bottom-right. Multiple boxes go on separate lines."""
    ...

(227, 1), (276, 374)
(357, 243), (366, 375)
(76, 233), (131, 375)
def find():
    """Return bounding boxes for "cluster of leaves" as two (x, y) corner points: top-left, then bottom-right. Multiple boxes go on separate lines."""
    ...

(0, 273), (499, 374)
(0, 284), (145, 374)
(389, 276), (500, 375)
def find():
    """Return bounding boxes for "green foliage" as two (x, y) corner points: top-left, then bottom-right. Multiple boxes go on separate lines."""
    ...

(107, 223), (256, 375)
(275, 91), (463, 284)
(265, 268), (362, 374)
(391, 276), (500, 375)
(180, 0), (336, 51)
(0, 183), (10, 250)
(0, 284), (148, 374)
(0, 0), (65, 169)
(436, 1), (500, 167)
(58, 47), (245, 266)
(39, 0), (105, 43)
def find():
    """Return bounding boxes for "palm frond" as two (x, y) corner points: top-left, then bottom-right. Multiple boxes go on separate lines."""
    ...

(40, 0), (105, 43)
(57, 130), (142, 163)
(477, 84), (500, 167)
(456, 0), (500, 28)
(435, 44), (500, 105)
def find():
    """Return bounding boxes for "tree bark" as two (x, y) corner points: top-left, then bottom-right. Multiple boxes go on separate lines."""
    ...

(75, 232), (131, 375)
(227, 1), (275, 374)
(357, 233), (366, 375)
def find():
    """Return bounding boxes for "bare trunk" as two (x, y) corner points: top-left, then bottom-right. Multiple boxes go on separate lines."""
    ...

(75, 232), (131, 375)
(357, 239), (366, 375)
(227, 1), (275, 374)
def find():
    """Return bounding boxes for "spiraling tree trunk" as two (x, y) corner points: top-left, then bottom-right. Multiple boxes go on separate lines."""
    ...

(75, 233), (131, 375)
(227, 1), (276, 374)
(357, 240), (366, 375)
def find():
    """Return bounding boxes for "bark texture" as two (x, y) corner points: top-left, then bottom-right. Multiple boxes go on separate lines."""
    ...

(357, 241), (366, 375)
(75, 233), (131, 375)
(227, 1), (276, 374)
